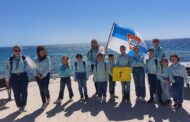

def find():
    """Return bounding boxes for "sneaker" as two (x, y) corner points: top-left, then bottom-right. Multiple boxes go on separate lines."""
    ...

(186, 83), (190, 88)
(122, 96), (127, 102)
(80, 95), (84, 100)
(110, 95), (114, 99)
(97, 97), (102, 102)
(147, 98), (154, 103)
(85, 95), (88, 100)
(42, 103), (48, 109)
(136, 97), (140, 101)
(53, 99), (62, 104)
(140, 97), (145, 102)
(173, 102), (178, 109)
(18, 106), (25, 112)
(47, 98), (50, 104)
(102, 97), (106, 102)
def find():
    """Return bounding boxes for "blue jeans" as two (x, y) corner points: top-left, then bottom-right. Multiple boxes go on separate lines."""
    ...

(10, 72), (29, 107)
(58, 77), (74, 99)
(76, 72), (88, 97)
(172, 76), (184, 104)
(133, 67), (145, 98)
(121, 82), (130, 99)
(148, 74), (162, 102)
(109, 75), (116, 96)
(36, 74), (50, 103)
(97, 82), (107, 97)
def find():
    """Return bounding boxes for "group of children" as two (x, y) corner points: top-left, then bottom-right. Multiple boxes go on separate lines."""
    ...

(54, 39), (188, 110)
(5, 38), (189, 112)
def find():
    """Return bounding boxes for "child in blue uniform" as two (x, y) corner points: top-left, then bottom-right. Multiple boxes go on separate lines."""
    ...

(168, 54), (188, 108)
(74, 54), (89, 100)
(54, 56), (74, 104)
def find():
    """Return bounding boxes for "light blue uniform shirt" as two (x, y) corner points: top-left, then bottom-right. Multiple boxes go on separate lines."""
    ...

(130, 55), (145, 68)
(93, 61), (109, 82)
(151, 46), (165, 60)
(157, 67), (169, 82)
(168, 63), (188, 83)
(107, 61), (115, 76)
(87, 48), (98, 65)
(34, 56), (51, 78)
(59, 64), (72, 78)
(145, 57), (160, 74)
(5, 56), (27, 81)
(73, 61), (89, 80)
(116, 54), (131, 67)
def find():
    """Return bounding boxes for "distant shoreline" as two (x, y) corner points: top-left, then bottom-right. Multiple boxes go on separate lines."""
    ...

(0, 38), (190, 48)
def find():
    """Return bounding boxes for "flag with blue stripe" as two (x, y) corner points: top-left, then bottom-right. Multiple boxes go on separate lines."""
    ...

(107, 23), (147, 56)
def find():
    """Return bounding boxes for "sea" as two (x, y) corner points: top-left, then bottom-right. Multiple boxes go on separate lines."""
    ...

(0, 38), (190, 78)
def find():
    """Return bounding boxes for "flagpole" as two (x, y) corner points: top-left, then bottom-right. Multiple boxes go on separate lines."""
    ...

(105, 22), (115, 56)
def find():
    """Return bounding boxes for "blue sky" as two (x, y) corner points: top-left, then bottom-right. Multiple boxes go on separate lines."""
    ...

(0, 0), (190, 47)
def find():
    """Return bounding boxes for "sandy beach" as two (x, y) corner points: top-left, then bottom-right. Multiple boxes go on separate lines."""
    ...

(0, 75), (190, 122)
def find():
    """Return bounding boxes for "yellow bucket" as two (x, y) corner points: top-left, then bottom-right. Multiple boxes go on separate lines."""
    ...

(112, 67), (131, 82)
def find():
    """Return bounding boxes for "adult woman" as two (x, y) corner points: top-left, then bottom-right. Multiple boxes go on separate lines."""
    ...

(34, 46), (51, 109)
(87, 39), (99, 95)
(5, 45), (29, 112)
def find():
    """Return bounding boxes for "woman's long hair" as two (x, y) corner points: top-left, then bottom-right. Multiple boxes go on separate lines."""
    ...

(160, 58), (169, 71)
(36, 46), (47, 62)
(62, 56), (70, 68)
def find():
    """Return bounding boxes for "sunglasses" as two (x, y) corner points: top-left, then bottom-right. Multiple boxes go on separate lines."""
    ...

(14, 50), (21, 52)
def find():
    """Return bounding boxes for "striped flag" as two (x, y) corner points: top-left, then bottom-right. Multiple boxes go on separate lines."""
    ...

(106, 23), (147, 56)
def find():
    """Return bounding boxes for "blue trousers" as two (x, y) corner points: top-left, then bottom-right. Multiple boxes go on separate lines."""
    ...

(92, 64), (98, 94)
(97, 82), (107, 97)
(133, 67), (146, 98)
(76, 72), (88, 96)
(121, 82), (130, 99)
(58, 77), (74, 99)
(36, 74), (50, 103)
(10, 72), (29, 107)
(109, 75), (116, 95)
(172, 76), (184, 104)
(148, 74), (162, 102)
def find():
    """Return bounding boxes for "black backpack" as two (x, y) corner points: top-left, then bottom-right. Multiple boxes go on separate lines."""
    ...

(95, 62), (107, 72)
(9, 56), (26, 71)
(74, 61), (86, 71)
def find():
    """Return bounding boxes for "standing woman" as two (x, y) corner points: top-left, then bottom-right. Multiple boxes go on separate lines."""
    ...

(34, 46), (51, 109)
(168, 54), (188, 109)
(87, 39), (99, 95)
(5, 45), (29, 112)
(131, 46), (146, 101)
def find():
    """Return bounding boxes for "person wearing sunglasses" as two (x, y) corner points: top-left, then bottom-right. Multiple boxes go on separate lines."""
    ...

(5, 45), (29, 112)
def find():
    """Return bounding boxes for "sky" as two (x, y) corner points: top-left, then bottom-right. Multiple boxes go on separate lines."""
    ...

(0, 0), (190, 47)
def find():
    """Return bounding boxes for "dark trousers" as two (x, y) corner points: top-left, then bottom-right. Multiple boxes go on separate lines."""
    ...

(10, 72), (29, 107)
(36, 74), (50, 104)
(148, 74), (162, 102)
(133, 67), (146, 98)
(58, 77), (74, 99)
(172, 76), (184, 104)
(76, 72), (88, 97)
(109, 75), (116, 95)
(97, 82), (107, 97)
(92, 64), (98, 94)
